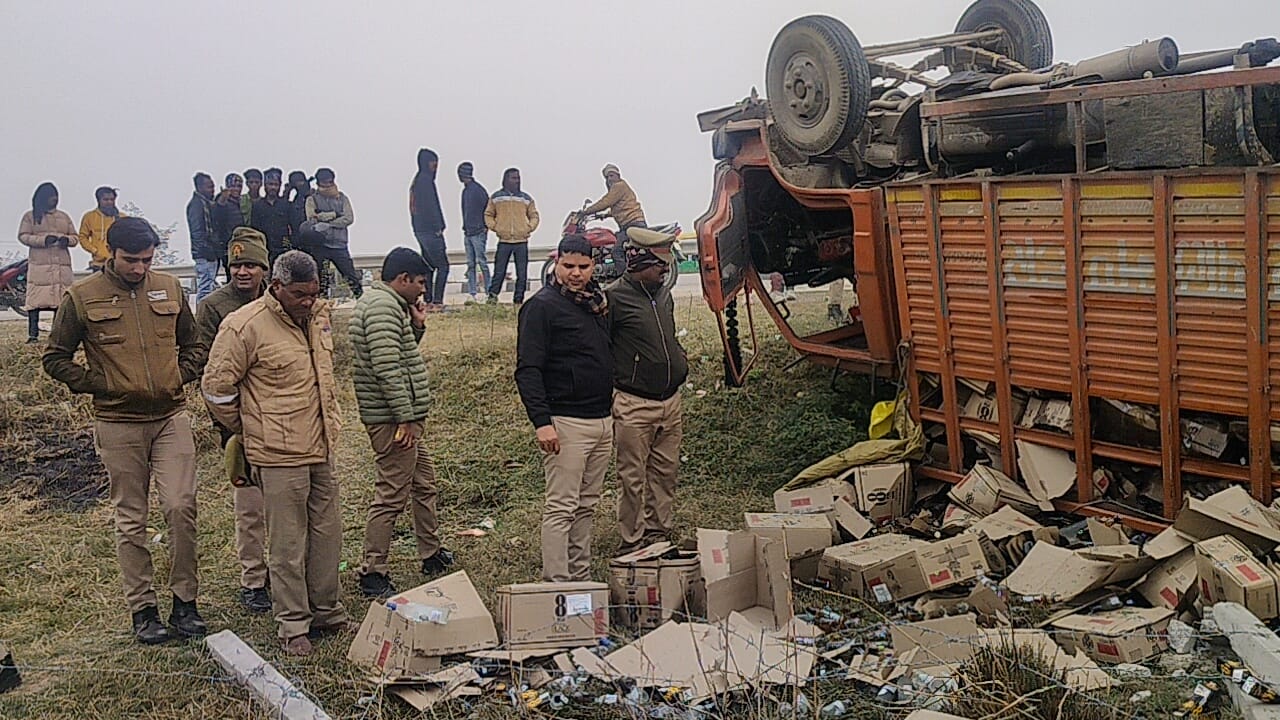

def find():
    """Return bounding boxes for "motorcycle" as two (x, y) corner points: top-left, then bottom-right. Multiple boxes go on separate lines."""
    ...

(0, 258), (28, 317)
(541, 201), (683, 289)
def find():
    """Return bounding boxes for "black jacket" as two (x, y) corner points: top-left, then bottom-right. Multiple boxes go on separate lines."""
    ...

(186, 193), (216, 260)
(410, 149), (446, 236)
(251, 196), (293, 254)
(515, 285), (613, 427)
(606, 276), (688, 400)
(461, 180), (489, 236)
(211, 197), (244, 256)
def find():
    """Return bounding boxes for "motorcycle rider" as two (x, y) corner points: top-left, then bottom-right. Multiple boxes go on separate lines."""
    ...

(582, 164), (646, 266)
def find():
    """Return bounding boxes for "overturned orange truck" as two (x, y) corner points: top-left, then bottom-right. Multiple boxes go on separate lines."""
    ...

(693, 0), (1280, 531)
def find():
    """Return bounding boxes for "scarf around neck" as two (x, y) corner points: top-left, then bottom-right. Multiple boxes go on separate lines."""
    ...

(316, 183), (341, 199)
(552, 275), (608, 315)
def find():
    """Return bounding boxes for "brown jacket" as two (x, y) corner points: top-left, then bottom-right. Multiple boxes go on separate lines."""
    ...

(201, 290), (342, 468)
(43, 264), (200, 422)
(582, 179), (645, 228)
(18, 209), (78, 310)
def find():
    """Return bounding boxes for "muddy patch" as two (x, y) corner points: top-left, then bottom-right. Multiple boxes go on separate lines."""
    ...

(0, 427), (107, 511)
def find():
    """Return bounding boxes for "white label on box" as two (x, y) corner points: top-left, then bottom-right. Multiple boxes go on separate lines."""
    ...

(1243, 677), (1259, 693)
(871, 583), (893, 604)
(564, 593), (593, 616)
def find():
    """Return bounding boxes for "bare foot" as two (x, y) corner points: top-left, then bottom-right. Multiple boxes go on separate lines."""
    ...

(282, 634), (313, 656)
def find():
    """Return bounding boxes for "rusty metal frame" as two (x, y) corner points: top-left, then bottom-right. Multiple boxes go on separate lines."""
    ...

(981, 182), (1018, 476)
(1153, 175), (1183, 518)
(923, 185), (964, 473)
(1245, 171), (1274, 505)
(1061, 178), (1096, 506)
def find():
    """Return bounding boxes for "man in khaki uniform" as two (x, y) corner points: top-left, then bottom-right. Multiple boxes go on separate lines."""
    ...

(515, 235), (614, 581)
(193, 227), (270, 614)
(606, 230), (688, 555)
(350, 248), (454, 600)
(202, 250), (348, 656)
(43, 217), (206, 645)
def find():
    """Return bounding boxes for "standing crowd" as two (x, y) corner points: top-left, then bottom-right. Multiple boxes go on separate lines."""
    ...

(18, 151), (685, 658)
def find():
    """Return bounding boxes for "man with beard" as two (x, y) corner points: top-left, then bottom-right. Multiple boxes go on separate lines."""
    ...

(410, 149), (449, 309)
(458, 162), (490, 304)
(515, 235), (612, 581)
(251, 168), (292, 265)
(302, 167), (361, 298)
(78, 186), (124, 271)
(193, 228), (271, 615)
(212, 173), (245, 282)
(187, 172), (220, 301)
(241, 169), (263, 226)
(485, 168), (539, 305)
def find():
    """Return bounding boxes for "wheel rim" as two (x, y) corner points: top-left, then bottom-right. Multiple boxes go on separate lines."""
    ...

(781, 53), (828, 129)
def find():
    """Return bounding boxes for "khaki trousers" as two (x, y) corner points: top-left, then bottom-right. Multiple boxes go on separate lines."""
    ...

(95, 412), (199, 613)
(217, 423), (268, 590)
(359, 421), (441, 576)
(256, 462), (347, 639)
(540, 416), (613, 582)
(613, 391), (683, 546)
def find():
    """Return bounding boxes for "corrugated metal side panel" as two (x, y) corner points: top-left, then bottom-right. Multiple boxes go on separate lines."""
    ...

(1267, 179), (1280, 421)
(1079, 181), (1159, 404)
(937, 186), (994, 382)
(1170, 177), (1249, 414)
(997, 183), (1070, 392)
(892, 195), (940, 371)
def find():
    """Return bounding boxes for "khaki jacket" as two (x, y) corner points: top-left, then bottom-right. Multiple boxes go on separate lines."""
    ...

(18, 209), (78, 310)
(202, 291), (342, 468)
(43, 264), (199, 422)
(484, 189), (540, 243)
(583, 179), (646, 228)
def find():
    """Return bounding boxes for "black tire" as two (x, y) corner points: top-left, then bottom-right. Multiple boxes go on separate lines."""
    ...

(955, 0), (1054, 70)
(9, 305), (27, 319)
(540, 257), (555, 287)
(766, 15), (870, 156)
(663, 259), (680, 291)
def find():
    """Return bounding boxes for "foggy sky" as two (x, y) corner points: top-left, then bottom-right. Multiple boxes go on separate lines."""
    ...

(2, 0), (1274, 266)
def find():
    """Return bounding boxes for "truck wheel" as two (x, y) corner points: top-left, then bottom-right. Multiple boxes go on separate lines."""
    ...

(955, 0), (1054, 70)
(766, 15), (870, 156)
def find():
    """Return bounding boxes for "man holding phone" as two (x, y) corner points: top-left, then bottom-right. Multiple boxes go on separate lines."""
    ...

(349, 248), (454, 599)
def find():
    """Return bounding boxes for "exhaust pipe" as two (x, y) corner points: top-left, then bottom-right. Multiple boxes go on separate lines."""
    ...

(1069, 37), (1180, 83)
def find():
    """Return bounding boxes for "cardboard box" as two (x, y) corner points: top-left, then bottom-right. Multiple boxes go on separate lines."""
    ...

(832, 498), (873, 540)
(1050, 607), (1174, 664)
(1015, 441), (1076, 510)
(1136, 548), (1198, 611)
(772, 478), (856, 515)
(697, 529), (791, 628)
(1004, 542), (1152, 603)
(1181, 418), (1230, 459)
(1019, 397), (1073, 433)
(348, 571), (498, 678)
(818, 534), (989, 604)
(1194, 535), (1279, 619)
(494, 582), (608, 650)
(837, 463), (912, 525)
(1174, 493), (1280, 555)
(941, 503), (980, 534)
(891, 614), (981, 673)
(743, 513), (833, 560)
(948, 464), (1040, 517)
(608, 543), (705, 632)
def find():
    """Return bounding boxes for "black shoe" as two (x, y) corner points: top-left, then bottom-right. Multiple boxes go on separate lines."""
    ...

(421, 549), (455, 576)
(237, 586), (271, 614)
(132, 606), (172, 645)
(168, 597), (208, 638)
(359, 572), (397, 599)
(25, 337), (39, 345)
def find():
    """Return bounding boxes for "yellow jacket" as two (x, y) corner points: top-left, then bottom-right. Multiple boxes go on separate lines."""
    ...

(583, 179), (646, 228)
(78, 208), (123, 268)
(484, 189), (540, 243)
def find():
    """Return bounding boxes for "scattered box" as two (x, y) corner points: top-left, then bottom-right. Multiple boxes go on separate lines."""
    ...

(941, 503), (980, 534)
(1015, 441), (1076, 510)
(1004, 542), (1152, 603)
(772, 479), (855, 515)
(891, 613), (981, 673)
(744, 513), (833, 560)
(837, 462), (912, 525)
(1019, 397), (1073, 433)
(831, 498), (873, 541)
(608, 543), (705, 632)
(1142, 526), (1194, 560)
(948, 464), (1040, 517)
(1195, 535), (1279, 620)
(494, 582), (608, 650)
(1174, 494), (1280, 555)
(818, 533), (989, 604)
(1050, 607), (1174, 664)
(1181, 418), (1230, 459)
(348, 571), (499, 679)
(698, 529), (792, 629)
(1137, 548), (1199, 611)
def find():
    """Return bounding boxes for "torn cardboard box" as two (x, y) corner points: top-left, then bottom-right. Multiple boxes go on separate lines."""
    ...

(948, 464), (1040, 517)
(1143, 526), (1194, 560)
(349, 571), (498, 679)
(1137, 548), (1199, 611)
(385, 664), (481, 711)
(1173, 493), (1280, 555)
(1195, 535), (1279, 620)
(698, 529), (792, 629)
(962, 389), (1026, 425)
(836, 462), (913, 525)
(966, 505), (1046, 573)
(1004, 542), (1152, 603)
(1086, 517), (1130, 547)
(773, 478), (855, 515)
(832, 498), (873, 541)
(819, 534), (989, 604)
(1050, 607), (1173, 664)
(1181, 417), (1230, 459)
(744, 513), (833, 560)
(941, 503), (980, 534)
(608, 543), (706, 632)
(891, 614), (982, 674)
(1020, 397), (1073, 433)
(495, 582), (608, 650)
(1015, 441), (1076, 511)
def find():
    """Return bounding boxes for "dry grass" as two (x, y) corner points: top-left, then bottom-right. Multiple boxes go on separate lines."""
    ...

(0, 296), (878, 719)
